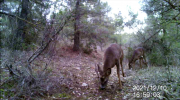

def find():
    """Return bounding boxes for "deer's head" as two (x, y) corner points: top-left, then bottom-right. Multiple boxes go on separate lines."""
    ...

(95, 64), (111, 89)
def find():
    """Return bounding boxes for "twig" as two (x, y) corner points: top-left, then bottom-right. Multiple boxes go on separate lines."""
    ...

(6, 64), (20, 78)
(39, 62), (48, 77)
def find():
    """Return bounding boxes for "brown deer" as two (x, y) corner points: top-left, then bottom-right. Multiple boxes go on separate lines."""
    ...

(129, 47), (147, 69)
(95, 44), (125, 90)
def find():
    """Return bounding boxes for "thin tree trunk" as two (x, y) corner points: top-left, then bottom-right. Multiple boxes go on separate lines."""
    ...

(73, 0), (80, 51)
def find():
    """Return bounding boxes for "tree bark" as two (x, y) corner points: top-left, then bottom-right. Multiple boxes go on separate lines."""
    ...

(73, 0), (80, 51)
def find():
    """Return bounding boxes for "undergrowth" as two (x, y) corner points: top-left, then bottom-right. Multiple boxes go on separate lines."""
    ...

(131, 66), (180, 99)
(0, 48), (52, 99)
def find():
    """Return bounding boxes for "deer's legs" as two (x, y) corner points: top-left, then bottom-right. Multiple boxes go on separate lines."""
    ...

(143, 59), (148, 67)
(131, 59), (136, 69)
(140, 59), (143, 68)
(117, 62), (122, 90)
(139, 58), (142, 68)
(142, 58), (147, 66)
(120, 59), (125, 77)
(142, 54), (148, 67)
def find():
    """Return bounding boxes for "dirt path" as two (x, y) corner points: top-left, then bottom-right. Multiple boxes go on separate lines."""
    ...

(48, 46), (136, 100)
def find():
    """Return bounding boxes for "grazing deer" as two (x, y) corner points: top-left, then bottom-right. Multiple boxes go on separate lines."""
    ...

(129, 47), (147, 69)
(95, 44), (125, 90)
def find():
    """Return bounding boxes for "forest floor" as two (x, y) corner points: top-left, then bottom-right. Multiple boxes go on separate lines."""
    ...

(46, 45), (138, 100)
(1, 44), (179, 99)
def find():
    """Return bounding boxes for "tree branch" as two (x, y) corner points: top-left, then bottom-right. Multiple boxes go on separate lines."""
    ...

(27, 12), (72, 64)
(163, 0), (177, 9)
(0, 12), (38, 26)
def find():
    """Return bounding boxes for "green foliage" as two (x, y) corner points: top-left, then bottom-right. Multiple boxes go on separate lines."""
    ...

(1, 0), (51, 50)
(148, 50), (166, 66)
(0, 79), (17, 99)
(140, 0), (180, 66)
(63, 0), (115, 51)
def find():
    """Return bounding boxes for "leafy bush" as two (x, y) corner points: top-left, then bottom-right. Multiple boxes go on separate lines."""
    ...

(81, 40), (96, 54)
(82, 47), (93, 54)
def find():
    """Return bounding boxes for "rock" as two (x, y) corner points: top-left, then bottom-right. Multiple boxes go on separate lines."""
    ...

(75, 67), (80, 70)
(82, 83), (88, 86)
(99, 96), (102, 99)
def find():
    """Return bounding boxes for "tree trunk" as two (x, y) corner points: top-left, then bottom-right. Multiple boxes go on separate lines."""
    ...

(73, 0), (80, 51)
(14, 0), (29, 49)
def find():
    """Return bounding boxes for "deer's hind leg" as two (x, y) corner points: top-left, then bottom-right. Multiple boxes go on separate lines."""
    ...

(116, 61), (122, 90)
(120, 58), (125, 77)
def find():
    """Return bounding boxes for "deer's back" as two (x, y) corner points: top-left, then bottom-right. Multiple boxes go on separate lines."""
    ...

(103, 44), (122, 69)
(131, 47), (144, 60)
(134, 47), (144, 55)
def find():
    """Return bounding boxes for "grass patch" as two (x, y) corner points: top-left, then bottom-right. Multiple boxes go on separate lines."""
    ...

(52, 93), (71, 99)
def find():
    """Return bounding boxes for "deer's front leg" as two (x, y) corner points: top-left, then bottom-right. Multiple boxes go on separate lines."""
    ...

(117, 62), (122, 90)
(139, 59), (142, 68)
(143, 54), (148, 67)
(143, 58), (148, 67)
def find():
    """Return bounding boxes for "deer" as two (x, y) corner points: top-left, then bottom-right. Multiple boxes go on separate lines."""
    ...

(95, 43), (125, 90)
(129, 47), (147, 69)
